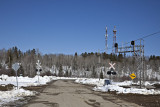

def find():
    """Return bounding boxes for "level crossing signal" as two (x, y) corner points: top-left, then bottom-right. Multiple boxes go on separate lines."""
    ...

(107, 62), (117, 75)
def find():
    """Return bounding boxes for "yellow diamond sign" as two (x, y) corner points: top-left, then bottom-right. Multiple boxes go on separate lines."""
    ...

(130, 73), (136, 80)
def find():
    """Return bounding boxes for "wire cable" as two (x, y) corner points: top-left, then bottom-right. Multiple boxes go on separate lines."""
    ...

(118, 30), (160, 47)
(135, 30), (160, 41)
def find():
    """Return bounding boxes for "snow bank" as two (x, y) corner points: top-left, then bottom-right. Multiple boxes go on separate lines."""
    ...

(0, 75), (58, 106)
(56, 77), (78, 80)
(93, 85), (160, 95)
(75, 78), (104, 86)
(112, 81), (132, 86)
(75, 78), (132, 86)
(0, 75), (57, 87)
(0, 75), (79, 88)
(0, 88), (35, 105)
(75, 78), (160, 95)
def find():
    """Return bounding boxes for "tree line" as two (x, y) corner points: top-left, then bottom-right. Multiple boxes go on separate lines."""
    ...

(0, 46), (160, 81)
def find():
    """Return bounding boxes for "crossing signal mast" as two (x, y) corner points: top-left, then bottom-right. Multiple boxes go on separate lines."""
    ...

(107, 26), (145, 88)
(116, 39), (144, 88)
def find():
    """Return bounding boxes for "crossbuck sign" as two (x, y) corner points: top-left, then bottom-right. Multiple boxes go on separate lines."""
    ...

(109, 62), (116, 70)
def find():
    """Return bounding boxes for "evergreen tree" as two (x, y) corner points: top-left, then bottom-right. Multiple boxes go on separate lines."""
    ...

(92, 66), (97, 78)
(100, 70), (103, 79)
(58, 64), (63, 77)
(18, 49), (22, 58)
(10, 69), (16, 76)
(0, 63), (2, 69)
(31, 49), (36, 55)
(69, 71), (72, 77)
(81, 52), (87, 58)
(118, 53), (123, 62)
(13, 46), (19, 60)
(75, 52), (77, 57)
(6, 49), (12, 68)
(73, 52), (78, 70)
(17, 65), (24, 76)
(65, 70), (69, 77)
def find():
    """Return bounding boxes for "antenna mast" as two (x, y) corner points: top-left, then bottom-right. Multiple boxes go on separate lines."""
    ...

(112, 26), (117, 54)
(105, 26), (108, 54)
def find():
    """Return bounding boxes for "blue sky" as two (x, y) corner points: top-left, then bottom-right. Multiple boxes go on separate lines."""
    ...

(0, 0), (160, 56)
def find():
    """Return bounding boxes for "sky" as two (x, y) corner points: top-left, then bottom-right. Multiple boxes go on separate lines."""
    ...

(0, 0), (160, 56)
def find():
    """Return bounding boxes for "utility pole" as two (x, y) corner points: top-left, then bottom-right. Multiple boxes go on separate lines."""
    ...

(142, 40), (145, 84)
(140, 39), (142, 88)
(134, 40), (135, 56)
(98, 49), (101, 80)
(9, 56), (10, 68)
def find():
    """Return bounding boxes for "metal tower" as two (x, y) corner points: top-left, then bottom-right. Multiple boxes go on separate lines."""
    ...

(105, 26), (108, 54)
(112, 26), (117, 54)
(117, 39), (145, 88)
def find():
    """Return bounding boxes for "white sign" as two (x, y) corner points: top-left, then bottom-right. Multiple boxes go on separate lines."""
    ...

(109, 62), (116, 70)
(36, 60), (42, 84)
(12, 63), (20, 90)
(37, 71), (40, 75)
(12, 63), (20, 71)
(36, 60), (41, 69)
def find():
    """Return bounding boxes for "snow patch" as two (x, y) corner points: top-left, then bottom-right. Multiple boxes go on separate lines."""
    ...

(0, 75), (58, 106)
(75, 78), (160, 95)
(0, 88), (35, 105)
(0, 75), (57, 87)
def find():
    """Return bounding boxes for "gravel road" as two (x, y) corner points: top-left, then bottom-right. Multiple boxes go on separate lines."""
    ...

(23, 80), (141, 107)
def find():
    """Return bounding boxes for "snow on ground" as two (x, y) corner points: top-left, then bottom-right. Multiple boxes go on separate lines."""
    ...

(0, 75), (58, 106)
(1, 75), (160, 106)
(56, 77), (78, 80)
(75, 78), (160, 95)
(93, 85), (160, 95)
(0, 88), (35, 105)
(0, 75), (57, 87)
(75, 78), (104, 86)
(0, 75), (80, 106)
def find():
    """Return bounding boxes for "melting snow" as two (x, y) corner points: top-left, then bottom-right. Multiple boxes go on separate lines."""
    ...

(0, 88), (35, 105)
(0, 75), (57, 106)
(75, 78), (160, 95)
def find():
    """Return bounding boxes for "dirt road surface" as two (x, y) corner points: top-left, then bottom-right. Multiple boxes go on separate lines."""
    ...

(24, 80), (141, 107)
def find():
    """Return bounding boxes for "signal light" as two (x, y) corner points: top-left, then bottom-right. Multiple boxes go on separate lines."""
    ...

(36, 69), (42, 71)
(115, 43), (118, 47)
(131, 41), (135, 45)
(107, 71), (117, 75)
(107, 71), (111, 75)
(112, 72), (117, 75)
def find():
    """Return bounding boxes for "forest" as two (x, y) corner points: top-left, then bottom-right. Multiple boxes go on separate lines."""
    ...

(0, 46), (160, 81)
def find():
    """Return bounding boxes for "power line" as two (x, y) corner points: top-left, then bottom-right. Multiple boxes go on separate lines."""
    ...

(119, 30), (160, 47)
(99, 47), (112, 52)
(135, 30), (160, 41)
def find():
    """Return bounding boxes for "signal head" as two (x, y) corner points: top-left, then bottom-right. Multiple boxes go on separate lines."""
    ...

(131, 41), (135, 45)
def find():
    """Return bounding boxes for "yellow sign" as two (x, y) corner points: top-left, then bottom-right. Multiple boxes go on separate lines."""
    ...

(130, 73), (136, 79)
